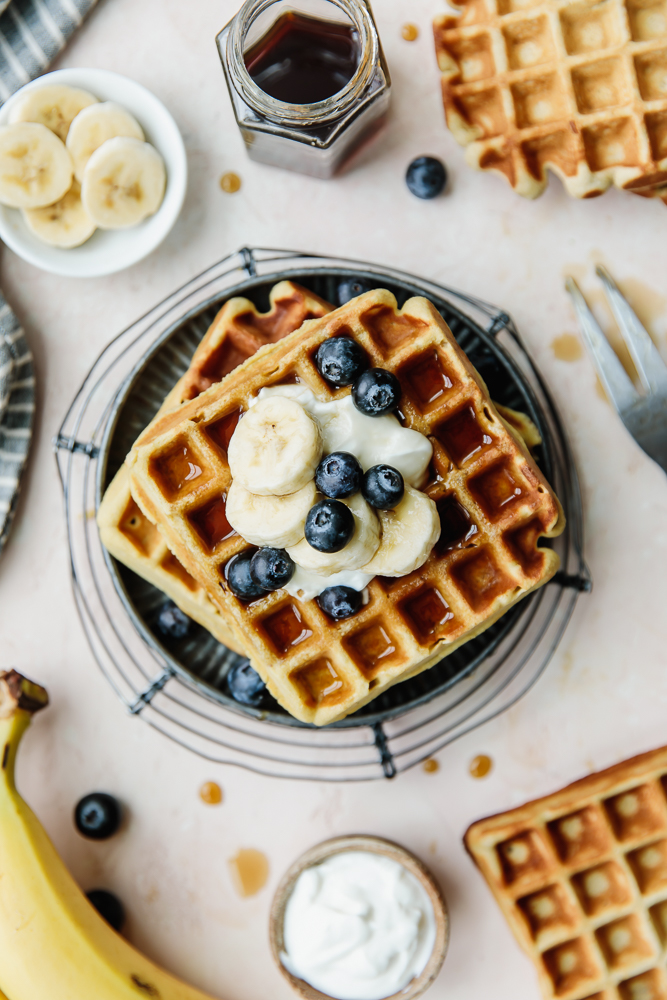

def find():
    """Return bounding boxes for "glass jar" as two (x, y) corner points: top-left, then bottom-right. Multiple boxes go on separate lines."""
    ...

(216, 0), (391, 179)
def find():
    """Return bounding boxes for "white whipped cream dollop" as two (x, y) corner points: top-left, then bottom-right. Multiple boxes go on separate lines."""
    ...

(253, 384), (433, 488)
(281, 851), (437, 1000)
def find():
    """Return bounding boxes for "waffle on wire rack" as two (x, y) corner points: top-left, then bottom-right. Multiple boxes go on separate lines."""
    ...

(433, 0), (667, 200)
(125, 289), (564, 726)
(97, 281), (332, 655)
(465, 747), (667, 1000)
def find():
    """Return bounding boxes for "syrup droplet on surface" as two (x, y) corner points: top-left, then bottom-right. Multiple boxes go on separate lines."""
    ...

(552, 334), (583, 362)
(229, 849), (269, 897)
(402, 23), (419, 41)
(199, 781), (222, 805)
(470, 754), (493, 778)
(423, 758), (439, 774)
(220, 172), (242, 193)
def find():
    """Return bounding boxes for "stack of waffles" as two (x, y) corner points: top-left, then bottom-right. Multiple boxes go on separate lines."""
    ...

(466, 746), (667, 1000)
(122, 288), (565, 726)
(97, 281), (333, 656)
(433, 0), (667, 202)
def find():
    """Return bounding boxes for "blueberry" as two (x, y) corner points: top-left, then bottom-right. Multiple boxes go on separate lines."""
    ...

(74, 793), (122, 840)
(337, 277), (372, 305)
(315, 336), (367, 388)
(226, 660), (267, 707)
(156, 601), (191, 640)
(225, 551), (267, 601)
(317, 586), (363, 621)
(315, 452), (363, 499)
(406, 156), (448, 199)
(352, 368), (401, 417)
(362, 465), (405, 509)
(305, 500), (354, 553)
(250, 547), (295, 591)
(87, 889), (125, 932)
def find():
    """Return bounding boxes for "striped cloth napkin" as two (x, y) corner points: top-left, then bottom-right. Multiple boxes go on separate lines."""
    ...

(0, 0), (99, 559)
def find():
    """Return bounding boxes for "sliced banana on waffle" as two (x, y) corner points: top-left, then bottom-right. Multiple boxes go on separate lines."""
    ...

(22, 180), (95, 248)
(0, 123), (73, 209)
(226, 480), (316, 548)
(363, 486), (441, 577)
(67, 102), (144, 182)
(81, 136), (166, 229)
(228, 397), (322, 497)
(288, 493), (380, 574)
(8, 84), (98, 142)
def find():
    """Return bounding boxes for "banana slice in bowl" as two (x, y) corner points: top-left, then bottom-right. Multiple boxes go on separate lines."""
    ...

(0, 68), (187, 277)
(82, 136), (166, 229)
(0, 123), (73, 209)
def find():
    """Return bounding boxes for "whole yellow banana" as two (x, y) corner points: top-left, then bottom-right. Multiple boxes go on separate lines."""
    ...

(0, 670), (221, 1000)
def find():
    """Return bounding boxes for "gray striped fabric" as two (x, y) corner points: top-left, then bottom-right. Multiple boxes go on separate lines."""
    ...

(0, 297), (34, 556)
(0, 0), (98, 557)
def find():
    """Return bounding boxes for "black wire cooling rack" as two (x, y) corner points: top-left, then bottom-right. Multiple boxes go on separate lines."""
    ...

(55, 248), (591, 781)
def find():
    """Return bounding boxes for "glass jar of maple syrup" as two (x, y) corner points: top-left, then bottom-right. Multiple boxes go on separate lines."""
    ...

(216, 0), (390, 178)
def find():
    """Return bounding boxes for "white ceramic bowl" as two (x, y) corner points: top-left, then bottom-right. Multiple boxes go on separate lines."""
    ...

(0, 68), (187, 277)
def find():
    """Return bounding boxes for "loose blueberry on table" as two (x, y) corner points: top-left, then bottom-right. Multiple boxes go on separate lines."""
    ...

(352, 368), (401, 417)
(406, 156), (448, 199)
(250, 547), (295, 590)
(305, 499), (355, 553)
(363, 465), (405, 509)
(315, 451), (363, 499)
(226, 660), (267, 707)
(86, 889), (125, 932)
(315, 336), (367, 388)
(225, 550), (267, 600)
(156, 600), (191, 640)
(318, 586), (363, 621)
(74, 793), (122, 840)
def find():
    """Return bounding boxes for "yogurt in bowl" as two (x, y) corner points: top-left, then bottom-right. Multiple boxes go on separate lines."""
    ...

(270, 836), (448, 1000)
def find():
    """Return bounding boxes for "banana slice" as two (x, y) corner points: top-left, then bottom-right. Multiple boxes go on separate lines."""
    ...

(228, 397), (322, 497)
(0, 123), (73, 209)
(22, 180), (95, 248)
(288, 493), (380, 574)
(8, 84), (98, 142)
(81, 136), (166, 229)
(362, 486), (441, 577)
(67, 102), (144, 182)
(226, 479), (316, 548)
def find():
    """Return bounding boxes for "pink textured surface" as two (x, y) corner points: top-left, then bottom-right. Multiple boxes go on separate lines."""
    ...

(0, 1), (666, 999)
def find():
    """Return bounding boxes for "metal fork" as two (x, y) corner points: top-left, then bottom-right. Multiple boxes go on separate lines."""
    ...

(565, 266), (667, 475)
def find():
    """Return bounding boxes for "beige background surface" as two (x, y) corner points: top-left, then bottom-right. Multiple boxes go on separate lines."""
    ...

(1, 0), (667, 997)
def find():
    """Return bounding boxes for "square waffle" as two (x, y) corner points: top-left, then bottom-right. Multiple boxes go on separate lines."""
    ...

(465, 747), (667, 1000)
(126, 289), (564, 726)
(97, 281), (331, 655)
(433, 0), (667, 199)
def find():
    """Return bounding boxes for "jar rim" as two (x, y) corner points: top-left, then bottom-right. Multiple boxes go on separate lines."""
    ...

(226, 0), (379, 126)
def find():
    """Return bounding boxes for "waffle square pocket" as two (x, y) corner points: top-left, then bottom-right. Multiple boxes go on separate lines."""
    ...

(434, 0), (667, 200)
(465, 746), (667, 1000)
(127, 289), (564, 726)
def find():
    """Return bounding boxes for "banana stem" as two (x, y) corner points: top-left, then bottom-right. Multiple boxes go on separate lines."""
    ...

(0, 671), (49, 791)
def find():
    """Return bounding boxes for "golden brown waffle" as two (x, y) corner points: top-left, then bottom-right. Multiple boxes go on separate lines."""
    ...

(126, 289), (564, 726)
(433, 0), (667, 199)
(97, 281), (332, 655)
(465, 747), (667, 1000)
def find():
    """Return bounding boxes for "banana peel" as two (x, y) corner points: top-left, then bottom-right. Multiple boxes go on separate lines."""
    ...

(0, 670), (221, 1000)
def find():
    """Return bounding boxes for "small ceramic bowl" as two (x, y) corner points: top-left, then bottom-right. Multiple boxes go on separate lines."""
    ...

(0, 68), (187, 278)
(270, 835), (449, 1000)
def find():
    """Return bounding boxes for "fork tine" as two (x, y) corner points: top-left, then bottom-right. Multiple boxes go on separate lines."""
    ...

(596, 265), (667, 395)
(565, 277), (640, 415)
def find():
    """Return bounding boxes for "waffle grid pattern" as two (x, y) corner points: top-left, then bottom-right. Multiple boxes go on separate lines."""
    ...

(466, 747), (667, 1000)
(434, 0), (667, 199)
(97, 281), (331, 655)
(128, 290), (563, 726)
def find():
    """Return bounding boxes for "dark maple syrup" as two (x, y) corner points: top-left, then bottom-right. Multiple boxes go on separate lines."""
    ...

(188, 495), (237, 551)
(262, 604), (312, 655)
(244, 11), (360, 104)
(205, 409), (242, 456)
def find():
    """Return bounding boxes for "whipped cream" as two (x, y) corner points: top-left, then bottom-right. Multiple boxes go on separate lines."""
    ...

(253, 384), (433, 488)
(281, 851), (437, 1000)
(285, 565), (373, 602)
